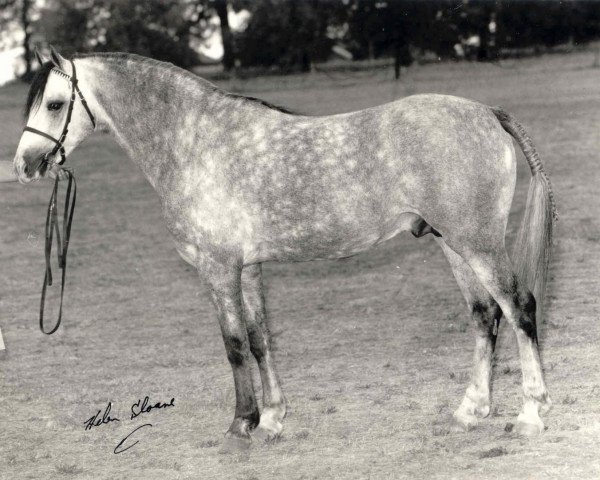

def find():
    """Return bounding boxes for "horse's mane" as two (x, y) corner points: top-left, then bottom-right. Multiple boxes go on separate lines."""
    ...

(24, 52), (295, 118)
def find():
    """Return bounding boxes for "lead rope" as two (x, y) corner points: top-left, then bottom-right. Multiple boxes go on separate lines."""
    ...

(40, 170), (76, 334)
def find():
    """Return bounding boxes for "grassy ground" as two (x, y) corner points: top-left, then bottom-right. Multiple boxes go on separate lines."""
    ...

(1, 51), (599, 479)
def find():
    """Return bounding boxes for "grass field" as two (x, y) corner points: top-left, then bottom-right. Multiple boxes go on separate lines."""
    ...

(1, 51), (599, 479)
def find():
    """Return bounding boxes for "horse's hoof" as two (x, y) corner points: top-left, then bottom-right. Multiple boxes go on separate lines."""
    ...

(251, 421), (283, 443)
(515, 420), (544, 436)
(451, 412), (478, 432)
(219, 435), (252, 453)
(474, 404), (490, 418)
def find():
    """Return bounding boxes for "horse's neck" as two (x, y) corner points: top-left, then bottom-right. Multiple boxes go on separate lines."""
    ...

(79, 57), (228, 191)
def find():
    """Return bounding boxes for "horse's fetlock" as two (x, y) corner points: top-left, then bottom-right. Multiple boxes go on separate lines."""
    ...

(464, 386), (490, 413)
(529, 390), (551, 408)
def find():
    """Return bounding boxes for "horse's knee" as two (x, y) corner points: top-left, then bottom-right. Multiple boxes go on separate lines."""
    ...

(224, 336), (249, 367)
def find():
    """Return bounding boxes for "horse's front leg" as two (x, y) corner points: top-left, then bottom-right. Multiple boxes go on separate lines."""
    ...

(200, 258), (259, 451)
(241, 264), (286, 442)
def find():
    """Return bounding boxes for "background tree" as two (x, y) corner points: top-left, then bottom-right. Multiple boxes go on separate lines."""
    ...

(1, 0), (36, 79)
(0, 2), (18, 48)
(344, 1), (459, 62)
(5, 0), (600, 80)
(37, 0), (209, 68)
(37, 0), (91, 57)
(497, 1), (600, 51)
(214, 0), (234, 70)
(21, 0), (32, 77)
(94, 0), (204, 68)
(234, 0), (340, 72)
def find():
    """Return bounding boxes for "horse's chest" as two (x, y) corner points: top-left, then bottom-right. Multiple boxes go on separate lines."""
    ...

(159, 182), (254, 264)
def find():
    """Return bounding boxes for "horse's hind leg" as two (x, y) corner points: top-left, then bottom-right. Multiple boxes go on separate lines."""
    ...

(450, 242), (551, 435)
(437, 239), (502, 431)
(241, 264), (286, 442)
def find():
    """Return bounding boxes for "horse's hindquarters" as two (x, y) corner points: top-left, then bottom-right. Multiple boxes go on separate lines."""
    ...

(384, 97), (517, 245)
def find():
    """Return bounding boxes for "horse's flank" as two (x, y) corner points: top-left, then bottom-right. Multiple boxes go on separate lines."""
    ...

(74, 53), (514, 267)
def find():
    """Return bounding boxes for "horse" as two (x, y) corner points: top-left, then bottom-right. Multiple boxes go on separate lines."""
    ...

(13, 48), (556, 450)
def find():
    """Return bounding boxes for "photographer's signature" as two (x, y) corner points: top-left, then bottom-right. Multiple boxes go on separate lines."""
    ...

(83, 396), (175, 454)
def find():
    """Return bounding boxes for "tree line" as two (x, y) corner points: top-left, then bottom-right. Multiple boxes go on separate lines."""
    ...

(2, 0), (600, 78)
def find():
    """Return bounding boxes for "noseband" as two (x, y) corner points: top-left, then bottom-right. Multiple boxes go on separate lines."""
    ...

(23, 59), (96, 166)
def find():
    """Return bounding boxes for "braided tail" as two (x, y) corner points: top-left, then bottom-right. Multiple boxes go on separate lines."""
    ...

(491, 107), (557, 323)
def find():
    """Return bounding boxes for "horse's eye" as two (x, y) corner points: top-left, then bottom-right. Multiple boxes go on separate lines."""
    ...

(47, 102), (64, 111)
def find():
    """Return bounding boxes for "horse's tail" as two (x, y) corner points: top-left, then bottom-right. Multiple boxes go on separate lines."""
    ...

(491, 106), (557, 322)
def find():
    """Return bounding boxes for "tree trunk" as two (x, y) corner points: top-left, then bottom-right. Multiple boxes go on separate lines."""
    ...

(215, 0), (234, 71)
(368, 40), (375, 60)
(21, 0), (32, 79)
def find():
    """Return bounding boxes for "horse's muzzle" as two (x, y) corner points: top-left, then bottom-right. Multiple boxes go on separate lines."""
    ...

(14, 151), (51, 183)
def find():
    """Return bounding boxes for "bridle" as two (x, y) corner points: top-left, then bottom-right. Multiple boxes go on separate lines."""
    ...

(23, 59), (96, 166)
(23, 59), (95, 335)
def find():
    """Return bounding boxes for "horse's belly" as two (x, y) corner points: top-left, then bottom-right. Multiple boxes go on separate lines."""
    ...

(244, 211), (423, 264)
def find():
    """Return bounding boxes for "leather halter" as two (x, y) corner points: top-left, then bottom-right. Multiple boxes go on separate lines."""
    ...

(23, 59), (96, 166)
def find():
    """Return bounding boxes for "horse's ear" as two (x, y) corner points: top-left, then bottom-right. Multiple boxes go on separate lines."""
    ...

(49, 45), (66, 70)
(34, 46), (46, 66)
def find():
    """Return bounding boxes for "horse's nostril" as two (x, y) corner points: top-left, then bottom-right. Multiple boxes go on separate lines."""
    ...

(24, 163), (31, 176)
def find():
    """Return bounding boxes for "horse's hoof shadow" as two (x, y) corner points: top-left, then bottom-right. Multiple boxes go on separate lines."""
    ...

(514, 420), (545, 436)
(219, 435), (252, 454)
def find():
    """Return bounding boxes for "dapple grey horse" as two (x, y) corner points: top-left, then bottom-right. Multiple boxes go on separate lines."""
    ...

(13, 49), (556, 451)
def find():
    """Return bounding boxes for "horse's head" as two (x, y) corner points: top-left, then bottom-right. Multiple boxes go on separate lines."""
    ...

(14, 47), (96, 183)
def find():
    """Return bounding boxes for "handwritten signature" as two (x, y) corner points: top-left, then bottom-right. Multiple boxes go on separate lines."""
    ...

(83, 396), (175, 454)
(83, 402), (120, 431)
(131, 396), (175, 420)
(114, 423), (153, 454)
